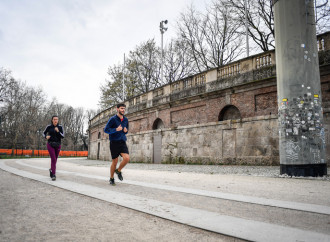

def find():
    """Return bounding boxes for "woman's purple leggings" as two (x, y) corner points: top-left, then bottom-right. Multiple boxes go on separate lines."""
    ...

(47, 143), (61, 175)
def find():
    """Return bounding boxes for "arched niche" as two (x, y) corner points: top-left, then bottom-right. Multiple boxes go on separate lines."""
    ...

(152, 118), (165, 130)
(218, 105), (241, 121)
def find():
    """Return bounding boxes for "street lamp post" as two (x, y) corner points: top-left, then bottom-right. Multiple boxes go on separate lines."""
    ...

(123, 53), (126, 101)
(160, 20), (168, 83)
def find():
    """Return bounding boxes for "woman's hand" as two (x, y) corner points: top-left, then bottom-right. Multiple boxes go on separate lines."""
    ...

(55, 127), (59, 132)
(46, 135), (51, 140)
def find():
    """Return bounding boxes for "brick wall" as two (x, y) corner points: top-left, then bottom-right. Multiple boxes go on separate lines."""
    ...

(89, 68), (329, 164)
(89, 115), (280, 165)
(89, 46), (330, 165)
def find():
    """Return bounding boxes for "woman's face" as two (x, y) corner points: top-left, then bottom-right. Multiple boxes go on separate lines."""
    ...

(52, 117), (59, 126)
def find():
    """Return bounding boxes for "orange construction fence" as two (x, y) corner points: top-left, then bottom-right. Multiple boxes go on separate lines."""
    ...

(0, 149), (88, 157)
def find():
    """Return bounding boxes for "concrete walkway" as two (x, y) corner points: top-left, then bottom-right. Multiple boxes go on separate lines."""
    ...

(1, 158), (330, 242)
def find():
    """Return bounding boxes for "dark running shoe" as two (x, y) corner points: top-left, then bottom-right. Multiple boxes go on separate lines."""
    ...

(109, 178), (116, 186)
(115, 169), (123, 181)
(52, 175), (56, 181)
(49, 169), (52, 178)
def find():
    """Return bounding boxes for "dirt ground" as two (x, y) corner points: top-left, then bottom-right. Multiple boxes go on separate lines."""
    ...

(0, 169), (243, 242)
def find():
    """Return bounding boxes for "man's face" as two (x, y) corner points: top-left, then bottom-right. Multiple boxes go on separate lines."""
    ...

(118, 106), (125, 115)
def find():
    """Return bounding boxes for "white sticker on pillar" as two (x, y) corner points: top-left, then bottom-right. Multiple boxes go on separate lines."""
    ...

(293, 127), (299, 135)
(301, 44), (305, 48)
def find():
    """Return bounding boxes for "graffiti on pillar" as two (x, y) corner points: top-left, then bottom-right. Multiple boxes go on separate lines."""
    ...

(310, 147), (321, 162)
(278, 90), (325, 164)
(285, 140), (300, 161)
(320, 128), (326, 148)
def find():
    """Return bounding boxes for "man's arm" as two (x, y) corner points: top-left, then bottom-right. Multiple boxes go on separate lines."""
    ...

(123, 120), (129, 134)
(124, 120), (129, 133)
(104, 118), (117, 134)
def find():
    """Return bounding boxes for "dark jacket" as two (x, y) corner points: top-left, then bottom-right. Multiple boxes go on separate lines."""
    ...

(43, 124), (65, 143)
(104, 115), (129, 141)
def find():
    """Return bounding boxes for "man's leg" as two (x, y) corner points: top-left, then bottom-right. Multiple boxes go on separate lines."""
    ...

(110, 158), (118, 178)
(117, 153), (130, 172)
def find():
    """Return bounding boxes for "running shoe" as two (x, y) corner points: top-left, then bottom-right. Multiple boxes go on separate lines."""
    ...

(52, 175), (56, 181)
(115, 169), (123, 181)
(109, 178), (116, 186)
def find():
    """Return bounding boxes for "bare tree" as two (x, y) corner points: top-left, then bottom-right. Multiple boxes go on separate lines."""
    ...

(177, 5), (207, 72)
(43, 100), (87, 151)
(163, 38), (197, 83)
(99, 39), (162, 109)
(99, 64), (125, 109)
(224, 0), (274, 53)
(205, 2), (245, 65)
(100, 59), (145, 110)
(85, 108), (97, 122)
(224, 0), (329, 53)
(1, 80), (28, 153)
(127, 39), (162, 92)
(20, 86), (46, 151)
(0, 68), (91, 152)
(0, 68), (15, 146)
(315, 0), (330, 34)
(0, 67), (15, 102)
(65, 107), (84, 151)
(177, 2), (244, 71)
(100, 60), (142, 109)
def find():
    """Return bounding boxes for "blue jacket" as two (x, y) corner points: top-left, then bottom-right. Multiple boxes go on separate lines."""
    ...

(104, 115), (129, 141)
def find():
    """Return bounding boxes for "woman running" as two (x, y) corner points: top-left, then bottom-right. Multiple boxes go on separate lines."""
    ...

(43, 115), (64, 180)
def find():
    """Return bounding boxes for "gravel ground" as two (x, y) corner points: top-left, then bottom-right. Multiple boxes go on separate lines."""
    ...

(1, 158), (329, 241)
(0, 169), (242, 242)
(62, 158), (330, 180)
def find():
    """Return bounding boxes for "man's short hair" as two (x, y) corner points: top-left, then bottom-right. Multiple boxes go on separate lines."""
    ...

(117, 103), (126, 108)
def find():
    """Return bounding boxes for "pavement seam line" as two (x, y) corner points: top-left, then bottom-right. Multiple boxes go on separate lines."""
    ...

(15, 159), (330, 216)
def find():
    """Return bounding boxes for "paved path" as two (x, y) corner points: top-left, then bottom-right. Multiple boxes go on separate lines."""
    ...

(1, 158), (330, 241)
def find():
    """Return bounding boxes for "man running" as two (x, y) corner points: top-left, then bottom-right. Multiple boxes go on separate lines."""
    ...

(104, 103), (130, 185)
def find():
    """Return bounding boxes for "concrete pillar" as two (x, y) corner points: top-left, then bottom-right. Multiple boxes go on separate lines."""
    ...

(274, 0), (327, 176)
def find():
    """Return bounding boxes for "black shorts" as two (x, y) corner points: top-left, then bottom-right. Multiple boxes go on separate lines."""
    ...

(110, 141), (129, 159)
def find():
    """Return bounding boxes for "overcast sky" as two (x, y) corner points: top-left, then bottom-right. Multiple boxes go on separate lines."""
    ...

(0, 0), (212, 110)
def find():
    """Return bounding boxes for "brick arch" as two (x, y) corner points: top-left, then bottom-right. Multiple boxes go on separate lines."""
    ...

(218, 105), (241, 121)
(152, 118), (165, 130)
